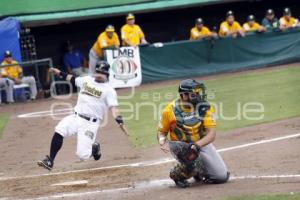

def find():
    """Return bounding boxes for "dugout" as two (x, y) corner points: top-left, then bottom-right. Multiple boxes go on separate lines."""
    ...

(0, 0), (299, 77)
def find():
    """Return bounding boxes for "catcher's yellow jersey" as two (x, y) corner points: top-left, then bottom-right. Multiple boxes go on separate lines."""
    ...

(92, 32), (120, 57)
(158, 99), (216, 142)
(219, 21), (242, 37)
(243, 22), (262, 32)
(190, 26), (211, 40)
(279, 17), (298, 28)
(1, 60), (22, 79)
(121, 24), (145, 46)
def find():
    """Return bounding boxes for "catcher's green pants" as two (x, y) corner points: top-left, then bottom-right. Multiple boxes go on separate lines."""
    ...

(170, 144), (229, 183)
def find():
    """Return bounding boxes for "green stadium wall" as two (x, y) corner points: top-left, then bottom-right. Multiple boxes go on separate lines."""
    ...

(140, 28), (300, 82)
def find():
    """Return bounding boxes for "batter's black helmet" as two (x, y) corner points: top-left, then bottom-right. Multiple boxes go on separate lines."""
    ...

(95, 61), (110, 77)
(178, 79), (207, 102)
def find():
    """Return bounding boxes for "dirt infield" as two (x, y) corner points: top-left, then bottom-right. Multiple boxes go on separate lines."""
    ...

(0, 66), (300, 199)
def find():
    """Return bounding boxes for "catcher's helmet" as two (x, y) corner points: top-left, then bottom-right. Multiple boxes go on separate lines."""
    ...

(178, 79), (207, 102)
(95, 60), (110, 77)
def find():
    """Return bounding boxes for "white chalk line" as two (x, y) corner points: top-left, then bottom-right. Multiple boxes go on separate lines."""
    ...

(0, 132), (299, 182)
(1, 174), (300, 200)
(51, 180), (88, 187)
(17, 108), (73, 118)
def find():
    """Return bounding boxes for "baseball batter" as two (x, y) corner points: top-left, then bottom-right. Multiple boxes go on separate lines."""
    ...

(157, 79), (230, 188)
(38, 61), (128, 170)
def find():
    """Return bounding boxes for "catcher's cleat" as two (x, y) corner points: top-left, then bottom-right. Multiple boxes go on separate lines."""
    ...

(174, 180), (190, 188)
(92, 142), (101, 161)
(37, 155), (53, 171)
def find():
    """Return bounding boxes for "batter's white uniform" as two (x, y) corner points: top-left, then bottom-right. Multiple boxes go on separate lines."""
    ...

(55, 76), (118, 160)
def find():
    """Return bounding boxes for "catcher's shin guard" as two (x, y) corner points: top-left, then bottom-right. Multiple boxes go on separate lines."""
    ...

(92, 142), (101, 161)
(170, 163), (194, 188)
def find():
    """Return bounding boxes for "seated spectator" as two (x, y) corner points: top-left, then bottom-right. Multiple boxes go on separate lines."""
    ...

(1, 51), (37, 100)
(262, 9), (279, 30)
(279, 8), (300, 30)
(89, 25), (120, 74)
(121, 13), (147, 47)
(190, 18), (217, 40)
(219, 11), (245, 38)
(63, 41), (86, 76)
(0, 77), (14, 105)
(243, 15), (266, 33)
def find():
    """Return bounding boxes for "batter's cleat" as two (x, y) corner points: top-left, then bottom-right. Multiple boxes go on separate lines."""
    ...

(92, 142), (101, 161)
(174, 180), (190, 188)
(37, 155), (53, 171)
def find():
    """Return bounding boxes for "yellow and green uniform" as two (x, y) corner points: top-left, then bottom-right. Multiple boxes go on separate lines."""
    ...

(219, 21), (242, 37)
(243, 22), (262, 32)
(121, 24), (145, 46)
(92, 32), (120, 57)
(190, 26), (211, 40)
(279, 17), (298, 28)
(1, 60), (22, 79)
(158, 99), (216, 143)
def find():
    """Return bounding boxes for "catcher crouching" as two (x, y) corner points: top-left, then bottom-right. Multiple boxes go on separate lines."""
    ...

(157, 79), (230, 188)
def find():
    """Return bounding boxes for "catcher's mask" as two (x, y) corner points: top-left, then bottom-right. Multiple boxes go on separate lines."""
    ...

(169, 141), (199, 165)
(95, 60), (110, 79)
(178, 79), (206, 105)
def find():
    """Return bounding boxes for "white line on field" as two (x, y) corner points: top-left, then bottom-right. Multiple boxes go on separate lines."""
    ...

(2, 174), (300, 200)
(0, 132), (299, 182)
(17, 108), (73, 118)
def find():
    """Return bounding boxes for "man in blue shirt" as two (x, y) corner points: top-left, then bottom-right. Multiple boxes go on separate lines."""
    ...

(261, 9), (279, 30)
(63, 42), (87, 76)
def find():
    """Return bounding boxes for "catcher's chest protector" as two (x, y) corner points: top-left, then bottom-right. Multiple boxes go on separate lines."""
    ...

(173, 100), (209, 142)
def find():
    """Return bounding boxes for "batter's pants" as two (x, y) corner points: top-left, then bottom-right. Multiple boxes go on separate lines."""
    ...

(55, 114), (100, 160)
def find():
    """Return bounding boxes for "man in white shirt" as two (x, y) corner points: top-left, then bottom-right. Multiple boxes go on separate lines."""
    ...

(38, 61), (128, 170)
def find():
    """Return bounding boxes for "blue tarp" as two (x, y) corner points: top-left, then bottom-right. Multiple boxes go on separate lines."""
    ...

(0, 18), (21, 63)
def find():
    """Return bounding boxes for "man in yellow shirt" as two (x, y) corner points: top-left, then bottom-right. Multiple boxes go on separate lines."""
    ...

(190, 18), (217, 40)
(219, 10), (245, 38)
(121, 13), (147, 47)
(157, 79), (229, 188)
(1, 51), (37, 100)
(89, 25), (120, 74)
(0, 54), (14, 104)
(279, 8), (300, 31)
(243, 15), (266, 33)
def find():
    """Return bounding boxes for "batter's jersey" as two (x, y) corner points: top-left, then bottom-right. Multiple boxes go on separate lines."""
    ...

(74, 76), (118, 120)
(92, 32), (120, 57)
(157, 99), (216, 142)
(121, 24), (145, 46)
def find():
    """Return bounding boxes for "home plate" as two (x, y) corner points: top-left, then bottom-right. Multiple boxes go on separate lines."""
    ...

(51, 180), (88, 187)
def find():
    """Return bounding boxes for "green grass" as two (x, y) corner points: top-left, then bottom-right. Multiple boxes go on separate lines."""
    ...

(119, 66), (300, 147)
(223, 193), (300, 200)
(0, 114), (9, 138)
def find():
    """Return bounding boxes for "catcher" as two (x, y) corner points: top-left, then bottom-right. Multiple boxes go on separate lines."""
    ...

(157, 79), (230, 188)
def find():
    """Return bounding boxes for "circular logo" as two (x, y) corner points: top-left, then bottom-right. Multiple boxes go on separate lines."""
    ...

(112, 56), (138, 82)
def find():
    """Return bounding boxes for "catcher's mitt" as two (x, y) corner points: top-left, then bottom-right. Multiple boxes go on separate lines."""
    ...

(169, 141), (199, 165)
